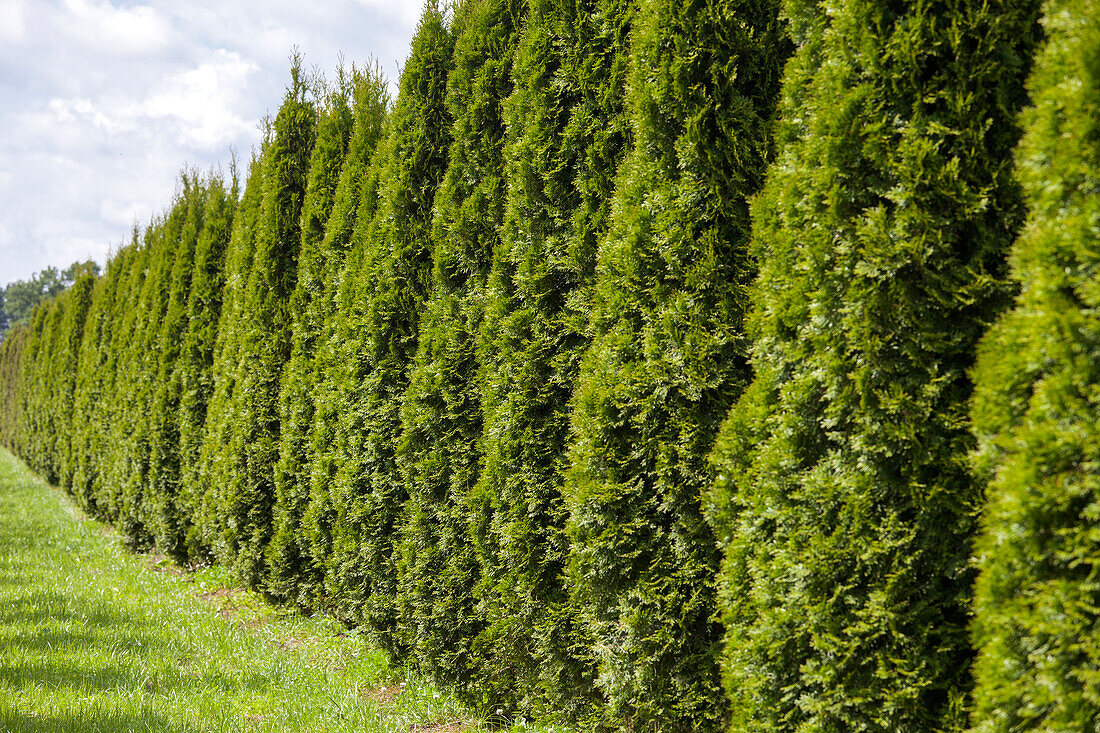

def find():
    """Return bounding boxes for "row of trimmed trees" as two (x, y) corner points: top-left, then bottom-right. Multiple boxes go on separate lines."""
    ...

(2, 0), (1097, 729)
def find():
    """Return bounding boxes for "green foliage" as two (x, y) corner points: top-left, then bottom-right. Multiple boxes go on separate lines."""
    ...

(208, 60), (318, 585)
(176, 173), (238, 559)
(0, 326), (28, 447)
(563, 0), (789, 729)
(3, 7), (1087, 728)
(85, 238), (146, 524)
(471, 0), (633, 719)
(105, 215), (179, 547)
(706, 0), (1041, 730)
(69, 251), (130, 512)
(299, 80), (391, 615)
(267, 65), (389, 605)
(321, 5), (453, 650)
(51, 269), (97, 489)
(968, 2), (1100, 729)
(146, 175), (210, 559)
(196, 154), (266, 559)
(395, 0), (523, 696)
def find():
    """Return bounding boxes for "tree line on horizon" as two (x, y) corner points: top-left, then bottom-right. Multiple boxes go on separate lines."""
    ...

(1, 0), (1096, 730)
(0, 261), (100, 341)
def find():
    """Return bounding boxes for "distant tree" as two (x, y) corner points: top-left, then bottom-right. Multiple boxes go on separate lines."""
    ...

(969, 2), (1100, 729)
(0, 261), (99, 340)
(707, 0), (1041, 730)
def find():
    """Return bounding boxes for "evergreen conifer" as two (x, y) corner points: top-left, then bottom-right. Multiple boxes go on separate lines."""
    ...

(177, 172), (238, 559)
(395, 0), (523, 692)
(563, 0), (789, 728)
(969, 2), (1100, 729)
(147, 175), (208, 557)
(196, 152), (267, 558)
(211, 60), (317, 585)
(471, 0), (633, 718)
(264, 74), (354, 600)
(323, 3), (453, 651)
(298, 75), (391, 608)
(707, 0), (1041, 729)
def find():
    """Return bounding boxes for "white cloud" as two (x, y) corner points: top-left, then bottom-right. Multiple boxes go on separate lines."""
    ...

(0, 0), (28, 44)
(48, 97), (118, 131)
(139, 51), (258, 150)
(0, 0), (419, 286)
(59, 0), (174, 55)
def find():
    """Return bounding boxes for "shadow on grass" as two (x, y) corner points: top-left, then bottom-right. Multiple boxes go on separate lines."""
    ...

(0, 590), (268, 720)
(0, 706), (197, 733)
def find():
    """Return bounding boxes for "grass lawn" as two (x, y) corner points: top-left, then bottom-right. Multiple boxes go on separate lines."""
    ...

(0, 448), (568, 733)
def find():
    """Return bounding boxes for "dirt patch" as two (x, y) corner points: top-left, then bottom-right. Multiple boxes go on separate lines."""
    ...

(407, 723), (470, 732)
(361, 684), (403, 705)
(278, 637), (305, 652)
(199, 587), (241, 600)
(199, 587), (266, 629)
(145, 553), (186, 576)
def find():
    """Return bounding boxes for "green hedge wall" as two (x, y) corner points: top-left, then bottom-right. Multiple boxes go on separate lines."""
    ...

(1, 0), (1090, 728)
(395, 0), (524, 695)
(471, 0), (633, 721)
(322, 4), (453, 653)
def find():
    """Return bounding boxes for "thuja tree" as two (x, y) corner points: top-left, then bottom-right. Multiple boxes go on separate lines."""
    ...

(471, 0), (633, 718)
(195, 151), (266, 558)
(706, 0), (1041, 730)
(563, 0), (789, 729)
(211, 61), (316, 585)
(323, 4), (453, 649)
(395, 0), (523, 691)
(146, 175), (209, 558)
(18, 297), (63, 480)
(0, 325), (27, 447)
(90, 234), (147, 523)
(70, 248), (133, 511)
(176, 172), (238, 559)
(126, 195), (201, 546)
(298, 73), (390, 608)
(52, 266), (96, 489)
(969, 2), (1100, 729)
(266, 69), (362, 603)
(105, 210), (182, 546)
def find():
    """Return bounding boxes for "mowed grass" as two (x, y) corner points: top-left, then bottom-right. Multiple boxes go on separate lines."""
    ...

(0, 448), (569, 733)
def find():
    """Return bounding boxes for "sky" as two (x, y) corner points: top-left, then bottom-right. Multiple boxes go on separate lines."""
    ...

(0, 0), (421, 288)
